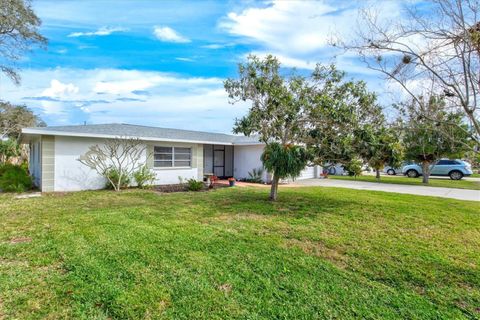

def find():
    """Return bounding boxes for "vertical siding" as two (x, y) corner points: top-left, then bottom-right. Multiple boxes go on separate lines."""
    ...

(196, 144), (203, 180)
(41, 135), (55, 192)
(146, 144), (154, 169)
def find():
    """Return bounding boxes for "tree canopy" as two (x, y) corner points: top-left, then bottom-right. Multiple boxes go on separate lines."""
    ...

(0, 0), (47, 84)
(225, 55), (312, 200)
(341, 0), (480, 143)
(0, 101), (45, 140)
(225, 55), (383, 200)
(398, 95), (471, 183)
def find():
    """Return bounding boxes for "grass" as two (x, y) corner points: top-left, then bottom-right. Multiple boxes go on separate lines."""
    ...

(0, 187), (479, 319)
(329, 174), (480, 190)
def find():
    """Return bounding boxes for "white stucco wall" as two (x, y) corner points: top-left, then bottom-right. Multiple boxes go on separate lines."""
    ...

(54, 136), (201, 192)
(233, 144), (270, 182)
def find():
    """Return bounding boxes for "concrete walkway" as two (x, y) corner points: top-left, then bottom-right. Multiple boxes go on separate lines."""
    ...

(295, 178), (480, 202)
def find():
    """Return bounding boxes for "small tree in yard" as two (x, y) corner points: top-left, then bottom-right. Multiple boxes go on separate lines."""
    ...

(399, 96), (471, 184)
(224, 55), (312, 201)
(78, 137), (147, 191)
(355, 124), (404, 180)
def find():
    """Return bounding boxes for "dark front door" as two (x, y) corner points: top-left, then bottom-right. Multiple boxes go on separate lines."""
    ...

(213, 145), (225, 177)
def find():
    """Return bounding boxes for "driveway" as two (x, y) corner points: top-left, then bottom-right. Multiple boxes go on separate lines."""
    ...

(296, 178), (480, 201)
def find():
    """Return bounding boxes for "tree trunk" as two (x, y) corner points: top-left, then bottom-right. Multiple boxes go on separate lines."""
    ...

(375, 168), (380, 180)
(269, 175), (280, 201)
(421, 161), (430, 184)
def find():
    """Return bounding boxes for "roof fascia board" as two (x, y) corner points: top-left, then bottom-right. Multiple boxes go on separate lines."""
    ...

(21, 129), (234, 145)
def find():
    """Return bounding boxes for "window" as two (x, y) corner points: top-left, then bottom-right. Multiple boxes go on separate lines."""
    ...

(154, 146), (191, 168)
(437, 160), (458, 165)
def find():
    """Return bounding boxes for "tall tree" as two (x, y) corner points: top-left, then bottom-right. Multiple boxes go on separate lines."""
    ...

(0, 101), (45, 139)
(224, 55), (312, 200)
(341, 0), (480, 143)
(399, 95), (471, 183)
(0, 0), (47, 84)
(305, 65), (383, 169)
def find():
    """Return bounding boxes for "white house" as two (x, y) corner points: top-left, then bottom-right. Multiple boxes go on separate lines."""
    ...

(21, 123), (319, 192)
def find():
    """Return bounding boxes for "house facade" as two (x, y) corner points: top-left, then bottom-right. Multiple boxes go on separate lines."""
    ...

(21, 124), (319, 192)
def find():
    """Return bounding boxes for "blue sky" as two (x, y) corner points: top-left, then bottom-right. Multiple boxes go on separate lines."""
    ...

(1, 0), (406, 133)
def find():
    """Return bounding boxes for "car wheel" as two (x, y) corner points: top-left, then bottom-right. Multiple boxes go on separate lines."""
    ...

(387, 169), (395, 175)
(406, 169), (418, 178)
(449, 170), (463, 180)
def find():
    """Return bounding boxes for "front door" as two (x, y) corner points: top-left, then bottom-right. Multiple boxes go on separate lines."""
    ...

(213, 146), (225, 177)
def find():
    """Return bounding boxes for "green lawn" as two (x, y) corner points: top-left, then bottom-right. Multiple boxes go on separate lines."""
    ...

(330, 174), (480, 190)
(1, 187), (479, 319)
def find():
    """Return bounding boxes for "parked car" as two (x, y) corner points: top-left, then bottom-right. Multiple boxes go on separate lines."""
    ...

(383, 161), (412, 175)
(402, 160), (473, 180)
(383, 165), (402, 175)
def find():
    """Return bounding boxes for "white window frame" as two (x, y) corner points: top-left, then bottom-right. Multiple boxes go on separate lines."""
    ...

(153, 146), (192, 168)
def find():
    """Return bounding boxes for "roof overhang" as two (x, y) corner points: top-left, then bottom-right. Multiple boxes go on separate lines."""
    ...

(20, 128), (238, 145)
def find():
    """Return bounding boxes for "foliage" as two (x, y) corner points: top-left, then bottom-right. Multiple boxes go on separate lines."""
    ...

(0, 0), (47, 84)
(0, 138), (21, 163)
(225, 55), (313, 200)
(186, 178), (204, 191)
(133, 165), (156, 189)
(355, 124), (404, 179)
(342, 0), (480, 143)
(104, 167), (131, 190)
(261, 142), (311, 181)
(0, 163), (32, 192)
(343, 158), (363, 177)
(246, 167), (264, 183)
(0, 188), (478, 318)
(0, 101), (45, 140)
(399, 96), (471, 183)
(78, 137), (146, 192)
(305, 65), (383, 167)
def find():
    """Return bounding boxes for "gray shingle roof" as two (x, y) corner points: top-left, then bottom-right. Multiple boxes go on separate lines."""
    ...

(23, 123), (262, 145)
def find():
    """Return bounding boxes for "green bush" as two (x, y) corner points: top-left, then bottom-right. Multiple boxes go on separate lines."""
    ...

(133, 166), (156, 189)
(246, 167), (264, 183)
(186, 178), (204, 191)
(0, 164), (32, 192)
(344, 159), (362, 177)
(104, 168), (131, 190)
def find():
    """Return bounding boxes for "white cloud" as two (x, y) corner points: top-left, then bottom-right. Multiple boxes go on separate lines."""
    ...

(42, 79), (79, 98)
(94, 79), (154, 95)
(68, 26), (128, 37)
(153, 26), (190, 43)
(221, 0), (402, 75)
(2, 68), (247, 132)
(175, 57), (194, 62)
(201, 43), (235, 49)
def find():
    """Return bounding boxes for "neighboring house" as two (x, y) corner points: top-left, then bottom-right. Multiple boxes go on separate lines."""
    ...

(21, 123), (320, 192)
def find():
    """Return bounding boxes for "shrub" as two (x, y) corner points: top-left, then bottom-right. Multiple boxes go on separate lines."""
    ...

(344, 159), (362, 177)
(104, 167), (131, 190)
(246, 167), (264, 183)
(133, 166), (156, 189)
(0, 164), (32, 192)
(186, 178), (204, 191)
